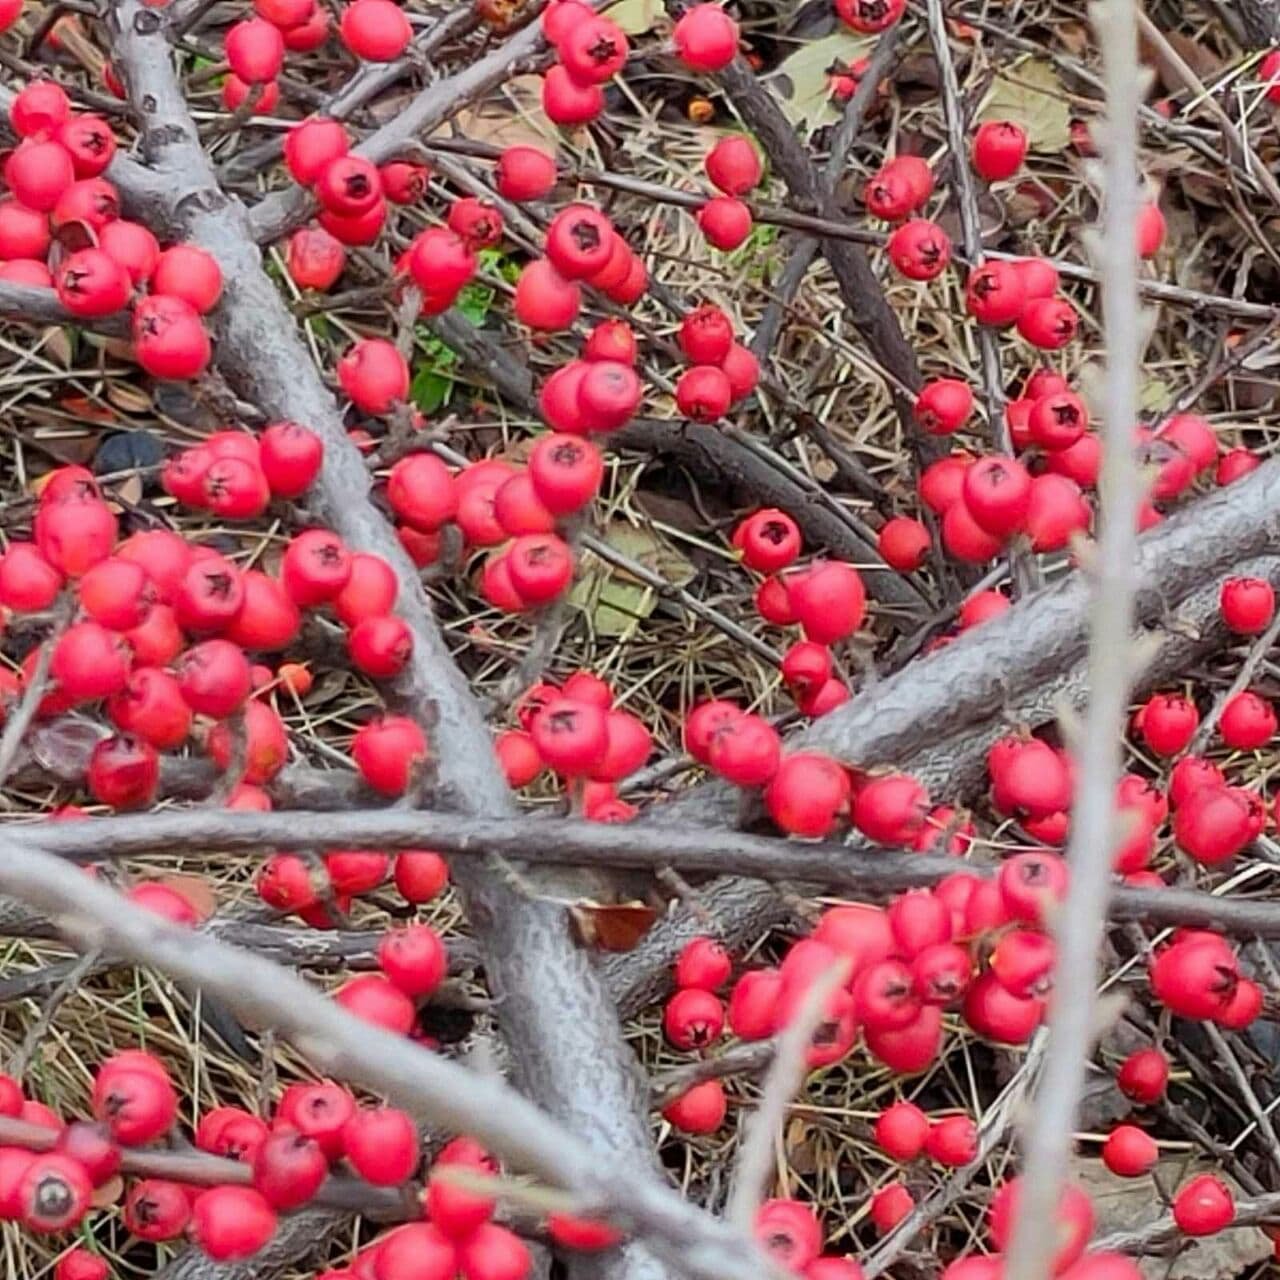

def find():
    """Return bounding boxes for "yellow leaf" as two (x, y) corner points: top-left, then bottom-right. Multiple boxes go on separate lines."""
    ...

(979, 58), (1071, 153)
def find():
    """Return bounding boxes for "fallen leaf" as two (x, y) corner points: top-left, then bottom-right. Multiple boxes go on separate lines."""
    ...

(444, 74), (557, 150)
(767, 30), (874, 131)
(1075, 1155), (1270, 1279)
(569, 520), (697, 637)
(567, 900), (659, 951)
(980, 59), (1071, 153)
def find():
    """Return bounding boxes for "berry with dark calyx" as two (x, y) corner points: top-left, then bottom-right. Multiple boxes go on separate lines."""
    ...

(559, 15), (629, 84)
(835, 0), (906, 33)
(1136, 692), (1199, 757)
(19, 1155), (92, 1233)
(663, 987), (725, 1049)
(124, 1178), (191, 1241)
(887, 219), (951, 280)
(675, 363), (733, 421)
(914, 379), (973, 434)
(734, 508), (801, 572)
(55, 248), (131, 318)
(966, 260), (1026, 326)
(92, 1063), (177, 1144)
(753, 1198), (822, 1273)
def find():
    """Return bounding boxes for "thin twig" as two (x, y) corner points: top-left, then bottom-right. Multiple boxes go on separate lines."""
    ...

(1004, 0), (1146, 1273)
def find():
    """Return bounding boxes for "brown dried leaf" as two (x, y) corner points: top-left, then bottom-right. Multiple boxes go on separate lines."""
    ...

(567, 900), (659, 952)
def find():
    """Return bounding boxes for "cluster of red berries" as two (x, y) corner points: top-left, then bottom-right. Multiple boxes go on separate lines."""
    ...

(660, 860), (1070, 1133)
(540, 1), (739, 130)
(673, 302), (760, 421)
(515, 201), (646, 332)
(494, 672), (651, 812)
(261, 845), (446, 927)
(222, 0), (413, 111)
(2, 83), (222, 379)
(374, 434), (604, 608)
(282, 116), (428, 253)
(0, 1051), (564, 1275)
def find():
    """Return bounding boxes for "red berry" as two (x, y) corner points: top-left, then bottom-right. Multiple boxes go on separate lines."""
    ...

(342, 1107), (419, 1185)
(253, 1129), (328, 1209)
(972, 121), (1028, 180)
(1101, 1124), (1157, 1177)
(1172, 1175), (1233, 1236)
(673, 3), (739, 72)
(191, 1186), (278, 1261)
(874, 1101), (929, 1162)
(914, 379), (972, 434)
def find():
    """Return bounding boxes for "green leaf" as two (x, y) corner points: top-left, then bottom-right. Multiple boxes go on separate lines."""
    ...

(767, 30), (873, 132)
(608, 0), (661, 34)
(455, 281), (495, 327)
(411, 366), (454, 414)
(979, 58), (1071, 153)
(569, 521), (697, 637)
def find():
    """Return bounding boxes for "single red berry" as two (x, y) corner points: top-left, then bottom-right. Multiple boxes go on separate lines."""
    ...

(191, 1186), (278, 1261)
(972, 121), (1028, 180)
(253, 1129), (329, 1209)
(1172, 1175), (1233, 1236)
(342, 1107), (419, 1185)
